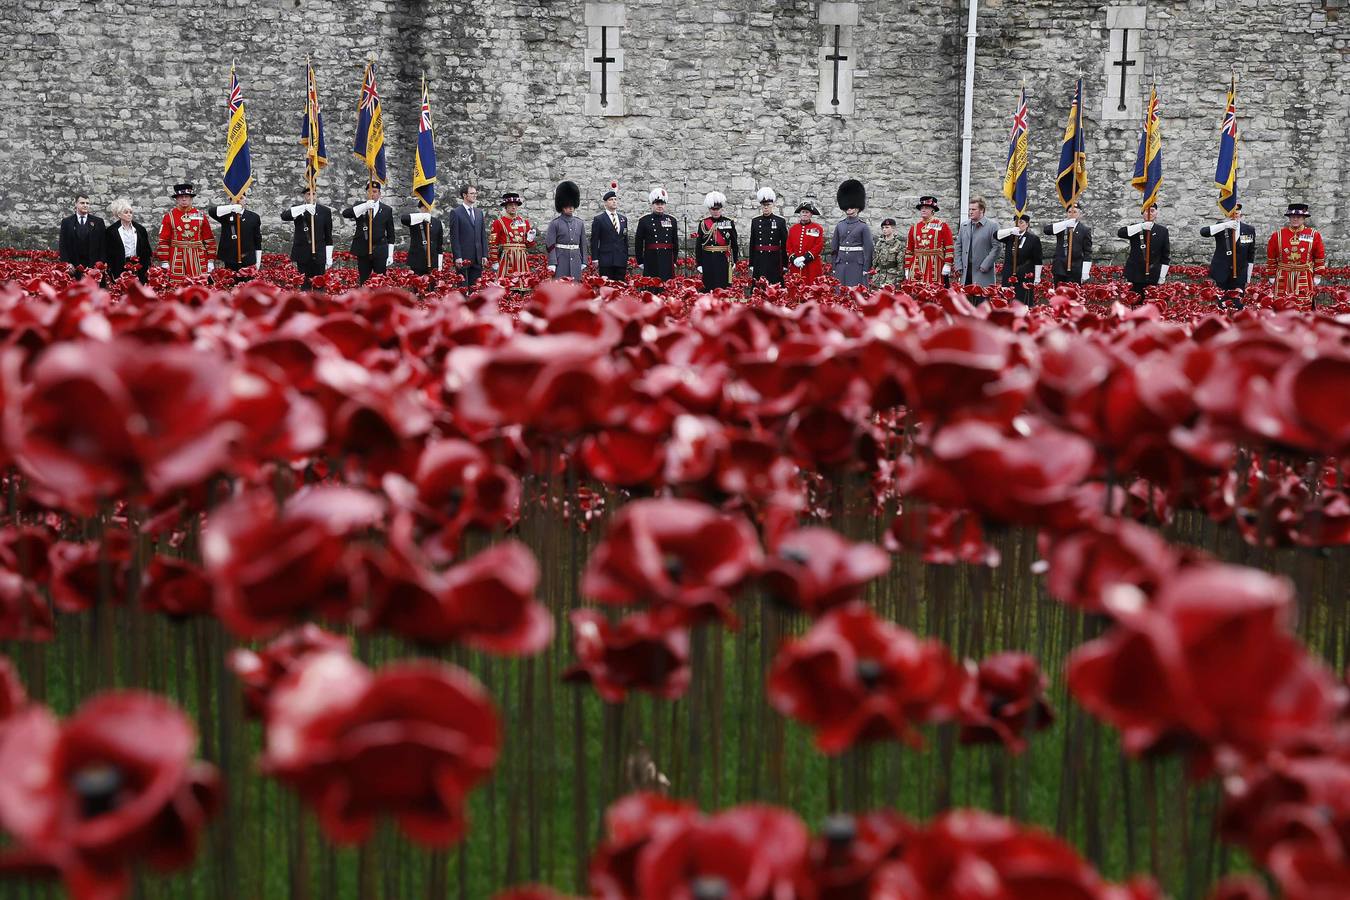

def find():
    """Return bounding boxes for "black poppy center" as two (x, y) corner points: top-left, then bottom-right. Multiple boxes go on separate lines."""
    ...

(822, 813), (857, 847)
(662, 553), (685, 584)
(691, 875), (730, 900)
(988, 694), (1011, 717)
(72, 763), (125, 819)
(856, 659), (884, 689)
(779, 547), (810, 565)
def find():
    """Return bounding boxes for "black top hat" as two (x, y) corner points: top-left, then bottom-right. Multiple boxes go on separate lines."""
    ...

(915, 195), (939, 211)
(795, 203), (820, 215)
(880, 218), (897, 227)
(554, 180), (581, 213)
(1285, 203), (1310, 217)
(501, 192), (523, 206)
(171, 182), (196, 197)
(837, 179), (866, 212)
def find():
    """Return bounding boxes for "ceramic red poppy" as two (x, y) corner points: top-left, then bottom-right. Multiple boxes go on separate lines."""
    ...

(226, 623), (352, 719)
(956, 652), (1055, 753)
(0, 571), (53, 641)
(1039, 519), (1181, 614)
(0, 656), (25, 722)
(439, 540), (553, 656)
(563, 609), (692, 703)
(139, 556), (214, 619)
(806, 811), (914, 899)
(759, 526), (890, 617)
(47, 528), (134, 612)
(588, 792), (701, 899)
(885, 504), (1001, 568)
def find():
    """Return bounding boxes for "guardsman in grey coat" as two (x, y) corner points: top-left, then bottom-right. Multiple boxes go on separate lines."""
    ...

(830, 179), (873, 288)
(1200, 202), (1257, 309)
(953, 195), (1002, 287)
(545, 180), (588, 279)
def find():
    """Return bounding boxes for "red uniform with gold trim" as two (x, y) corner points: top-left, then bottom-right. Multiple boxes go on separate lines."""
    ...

(1266, 225), (1326, 302)
(155, 206), (216, 283)
(787, 221), (826, 282)
(489, 214), (535, 278)
(904, 217), (954, 284)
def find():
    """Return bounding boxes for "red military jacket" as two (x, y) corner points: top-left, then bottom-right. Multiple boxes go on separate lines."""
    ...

(787, 221), (826, 281)
(156, 206), (216, 283)
(1266, 226), (1326, 301)
(904, 218), (954, 284)
(489, 214), (535, 277)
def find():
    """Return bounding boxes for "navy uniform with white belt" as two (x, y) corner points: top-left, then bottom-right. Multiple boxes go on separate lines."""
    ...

(545, 180), (588, 279)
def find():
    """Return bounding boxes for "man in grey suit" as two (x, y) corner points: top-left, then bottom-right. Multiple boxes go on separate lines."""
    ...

(953, 195), (1001, 288)
(447, 183), (489, 288)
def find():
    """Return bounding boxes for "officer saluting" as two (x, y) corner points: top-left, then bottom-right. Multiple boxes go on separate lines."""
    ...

(280, 185), (333, 289)
(1116, 202), (1171, 304)
(995, 214), (1043, 306)
(633, 188), (679, 283)
(1199, 203), (1256, 310)
(400, 204), (445, 276)
(342, 180), (397, 283)
(209, 189), (263, 271)
(748, 187), (789, 285)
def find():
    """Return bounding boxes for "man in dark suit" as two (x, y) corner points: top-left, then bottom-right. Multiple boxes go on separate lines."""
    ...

(995, 214), (1043, 305)
(1200, 203), (1257, 309)
(401, 206), (444, 276)
(208, 191), (264, 271)
(341, 180), (396, 284)
(58, 193), (105, 276)
(1042, 202), (1093, 285)
(1116, 202), (1171, 304)
(280, 186), (333, 289)
(447, 184), (489, 289)
(589, 188), (629, 281)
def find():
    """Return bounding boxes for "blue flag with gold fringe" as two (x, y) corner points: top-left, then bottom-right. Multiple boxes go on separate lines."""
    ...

(1002, 87), (1029, 216)
(223, 68), (252, 203)
(1131, 86), (1163, 213)
(301, 60), (327, 189)
(352, 62), (386, 183)
(412, 78), (437, 211)
(1056, 79), (1088, 209)
(1215, 78), (1239, 214)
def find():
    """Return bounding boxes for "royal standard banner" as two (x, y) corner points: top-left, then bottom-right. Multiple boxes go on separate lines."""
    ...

(1002, 87), (1029, 216)
(412, 78), (437, 211)
(301, 60), (328, 189)
(1131, 86), (1163, 214)
(1056, 79), (1088, 209)
(352, 61), (386, 183)
(222, 68), (253, 203)
(1215, 78), (1239, 214)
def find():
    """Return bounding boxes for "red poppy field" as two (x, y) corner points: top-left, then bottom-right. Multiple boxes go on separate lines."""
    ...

(1, 249), (1348, 900)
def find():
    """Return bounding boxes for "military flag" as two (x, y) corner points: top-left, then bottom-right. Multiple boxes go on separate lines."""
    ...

(353, 61), (386, 183)
(412, 77), (437, 211)
(222, 67), (252, 203)
(1131, 86), (1163, 213)
(1056, 79), (1088, 209)
(1215, 77), (1239, 214)
(301, 60), (327, 190)
(1002, 87), (1030, 215)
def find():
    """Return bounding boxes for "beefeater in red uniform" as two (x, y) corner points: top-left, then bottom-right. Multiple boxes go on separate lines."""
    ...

(787, 202), (826, 282)
(1266, 202), (1327, 305)
(904, 195), (954, 285)
(489, 191), (536, 279)
(156, 182), (216, 283)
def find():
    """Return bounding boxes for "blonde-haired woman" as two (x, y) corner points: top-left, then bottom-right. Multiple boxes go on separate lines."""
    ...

(104, 198), (153, 283)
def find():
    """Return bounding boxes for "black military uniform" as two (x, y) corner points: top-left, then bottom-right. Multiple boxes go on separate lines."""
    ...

(748, 188), (789, 285)
(208, 203), (263, 271)
(696, 191), (738, 291)
(1042, 206), (1093, 285)
(280, 198), (333, 287)
(400, 211), (445, 276)
(634, 188), (680, 283)
(998, 215), (1043, 306)
(1200, 205), (1257, 307)
(341, 183), (397, 283)
(1116, 208), (1171, 303)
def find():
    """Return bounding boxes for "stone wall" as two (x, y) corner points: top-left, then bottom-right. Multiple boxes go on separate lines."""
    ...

(4, 0), (1347, 265)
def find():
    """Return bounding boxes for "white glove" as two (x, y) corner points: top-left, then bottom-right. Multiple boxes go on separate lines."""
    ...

(1314, 276), (1322, 286)
(325, 245), (333, 268)
(1126, 223), (1144, 237)
(995, 227), (1016, 240)
(904, 269), (912, 280)
(697, 266), (703, 273)
(1033, 264), (1043, 284)
(1141, 221), (1154, 231)
(207, 260), (215, 273)
(160, 262), (169, 269)
(353, 200), (373, 216)
(793, 256), (806, 267)
(305, 204), (316, 216)
(1080, 262), (1092, 280)
(1246, 263), (1253, 282)
(1270, 277), (1276, 284)
(409, 212), (431, 226)
(289, 205), (308, 218)
(547, 264), (557, 273)
(255, 250), (263, 267)
(437, 254), (443, 270)
(1158, 264), (1169, 283)
(386, 246), (394, 267)
(217, 204), (242, 216)
(1052, 220), (1070, 234)
(941, 263), (952, 276)
(526, 228), (537, 242)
